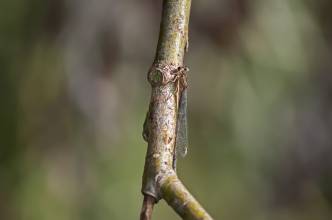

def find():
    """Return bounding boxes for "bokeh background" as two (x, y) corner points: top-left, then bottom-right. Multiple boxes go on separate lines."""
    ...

(1, 0), (332, 219)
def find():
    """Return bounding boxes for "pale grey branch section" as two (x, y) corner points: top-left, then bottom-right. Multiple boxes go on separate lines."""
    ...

(140, 0), (214, 220)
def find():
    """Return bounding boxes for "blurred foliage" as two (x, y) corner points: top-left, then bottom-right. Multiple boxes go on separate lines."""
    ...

(0, 0), (332, 219)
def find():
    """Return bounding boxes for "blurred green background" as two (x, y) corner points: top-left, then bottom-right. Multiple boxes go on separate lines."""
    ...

(1, 0), (332, 219)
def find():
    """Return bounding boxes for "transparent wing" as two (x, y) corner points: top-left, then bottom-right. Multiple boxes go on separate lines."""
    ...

(175, 88), (188, 158)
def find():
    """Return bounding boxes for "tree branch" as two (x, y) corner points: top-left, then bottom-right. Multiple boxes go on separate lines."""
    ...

(140, 195), (155, 220)
(141, 0), (213, 219)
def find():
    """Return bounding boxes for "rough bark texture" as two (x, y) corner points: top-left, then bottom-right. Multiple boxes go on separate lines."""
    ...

(140, 0), (213, 219)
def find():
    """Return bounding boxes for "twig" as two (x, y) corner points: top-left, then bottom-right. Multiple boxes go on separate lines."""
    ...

(140, 195), (155, 220)
(140, 0), (213, 219)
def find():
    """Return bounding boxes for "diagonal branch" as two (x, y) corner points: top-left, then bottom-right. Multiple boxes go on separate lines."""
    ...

(140, 0), (213, 220)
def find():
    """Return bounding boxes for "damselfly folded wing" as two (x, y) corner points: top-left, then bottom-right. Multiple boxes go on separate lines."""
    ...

(175, 88), (188, 158)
